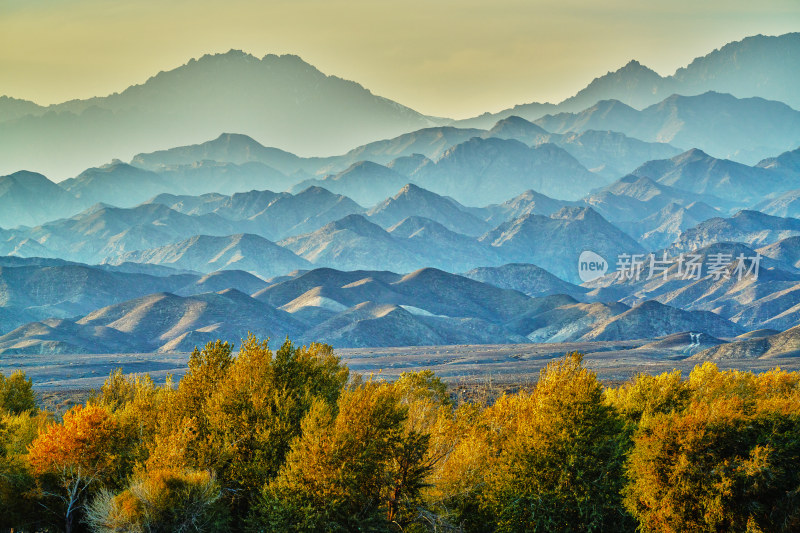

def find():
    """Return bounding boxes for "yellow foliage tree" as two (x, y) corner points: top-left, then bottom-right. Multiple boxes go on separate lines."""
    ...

(28, 404), (126, 533)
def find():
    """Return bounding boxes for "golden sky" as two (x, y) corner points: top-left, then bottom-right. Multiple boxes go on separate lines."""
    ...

(2, 0), (798, 118)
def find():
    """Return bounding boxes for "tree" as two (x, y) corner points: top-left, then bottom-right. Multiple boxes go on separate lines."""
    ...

(625, 370), (800, 533)
(0, 409), (52, 531)
(255, 381), (409, 532)
(605, 369), (691, 425)
(28, 404), (126, 533)
(0, 370), (37, 415)
(484, 353), (633, 532)
(86, 467), (229, 532)
(147, 337), (350, 526)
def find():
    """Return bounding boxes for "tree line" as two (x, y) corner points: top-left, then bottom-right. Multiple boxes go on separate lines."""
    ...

(1, 336), (799, 532)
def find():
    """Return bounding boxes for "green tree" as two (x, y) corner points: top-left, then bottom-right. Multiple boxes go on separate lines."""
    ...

(0, 370), (38, 415)
(255, 381), (409, 532)
(485, 353), (633, 532)
(0, 409), (52, 531)
(625, 378), (800, 532)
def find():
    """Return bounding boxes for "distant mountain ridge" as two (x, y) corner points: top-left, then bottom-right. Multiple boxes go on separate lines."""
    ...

(2, 32), (798, 177)
(0, 50), (442, 178)
(458, 33), (800, 127)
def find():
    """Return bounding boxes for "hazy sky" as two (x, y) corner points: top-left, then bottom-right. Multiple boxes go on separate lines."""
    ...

(2, 0), (798, 118)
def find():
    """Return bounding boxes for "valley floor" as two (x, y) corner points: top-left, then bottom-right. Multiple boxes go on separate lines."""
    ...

(6, 339), (800, 392)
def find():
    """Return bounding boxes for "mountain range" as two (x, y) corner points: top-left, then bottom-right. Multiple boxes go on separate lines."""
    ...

(3, 33), (799, 179)
(458, 33), (800, 126)
(0, 32), (798, 356)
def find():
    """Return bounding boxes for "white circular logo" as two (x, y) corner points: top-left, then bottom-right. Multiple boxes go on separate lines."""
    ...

(578, 250), (608, 283)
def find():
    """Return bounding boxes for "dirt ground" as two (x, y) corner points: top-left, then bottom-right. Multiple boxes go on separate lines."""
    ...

(5, 340), (800, 403)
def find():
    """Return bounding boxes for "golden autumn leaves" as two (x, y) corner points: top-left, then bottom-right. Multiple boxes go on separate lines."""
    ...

(2, 341), (800, 532)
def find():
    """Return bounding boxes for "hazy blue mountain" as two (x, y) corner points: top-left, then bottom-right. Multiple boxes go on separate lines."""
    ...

(107, 233), (311, 279)
(60, 162), (170, 207)
(289, 161), (409, 206)
(413, 137), (604, 204)
(549, 129), (683, 179)
(585, 242), (800, 332)
(671, 210), (800, 253)
(254, 268), (402, 309)
(582, 299), (743, 341)
(323, 126), (485, 172)
(503, 295), (625, 341)
(173, 270), (269, 297)
(247, 186), (365, 240)
(260, 267), (534, 325)
(621, 201), (723, 250)
(298, 301), (448, 347)
(756, 146), (800, 179)
(131, 133), (313, 175)
(387, 216), (503, 272)
(456, 102), (559, 129)
(146, 192), (231, 216)
(217, 190), (289, 220)
(757, 236), (800, 270)
(462, 263), (588, 299)
(535, 93), (800, 164)
(671, 33), (800, 110)
(278, 214), (426, 272)
(458, 33), (800, 127)
(386, 154), (432, 176)
(0, 203), (239, 263)
(0, 289), (303, 354)
(694, 325), (800, 360)
(367, 184), (491, 236)
(480, 206), (645, 283)
(482, 190), (575, 226)
(155, 160), (294, 196)
(0, 95), (46, 123)
(561, 60), (666, 112)
(298, 301), (527, 348)
(755, 189), (800, 218)
(583, 174), (729, 223)
(0, 171), (86, 228)
(482, 115), (551, 144)
(0, 51), (441, 178)
(483, 116), (683, 178)
(0, 263), (196, 333)
(631, 148), (797, 203)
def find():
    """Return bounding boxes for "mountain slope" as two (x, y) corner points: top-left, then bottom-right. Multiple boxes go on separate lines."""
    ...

(582, 300), (743, 341)
(457, 33), (800, 127)
(289, 161), (409, 206)
(367, 184), (490, 236)
(246, 186), (365, 240)
(0, 50), (441, 178)
(413, 137), (604, 204)
(672, 210), (800, 252)
(60, 162), (170, 208)
(481, 207), (645, 283)
(694, 325), (800, 360)
(0, 203), (239, 263)
(278, 215), (425, 272)
(632, 148), (795, 203)
(387, 216), (503, 272)
(0, 171), (85, 228)
(462, 263), (588, 299)
(535, 93), (800, 164)
(107, 233), (311, 279)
